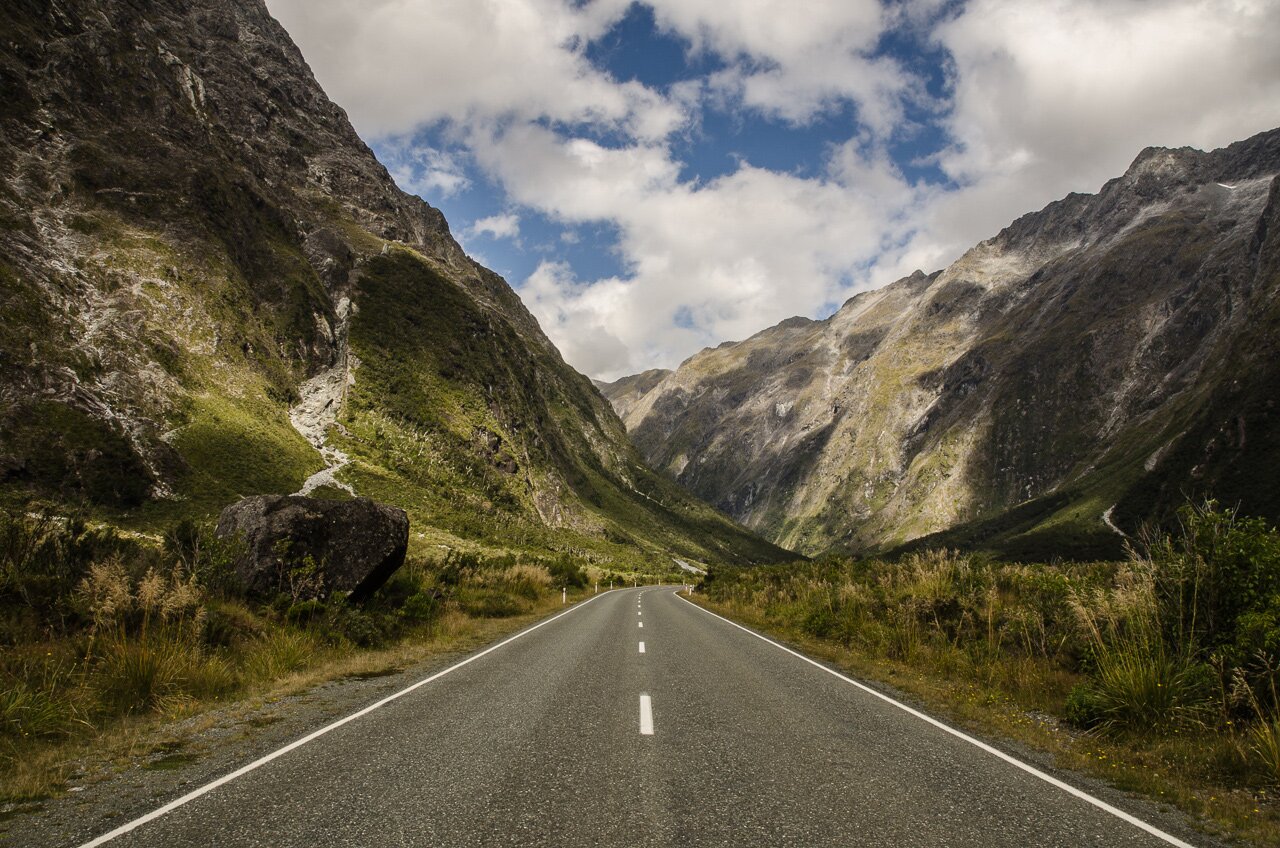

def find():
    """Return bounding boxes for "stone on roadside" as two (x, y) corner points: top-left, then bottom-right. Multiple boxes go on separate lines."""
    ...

(215, 495), (408, 602)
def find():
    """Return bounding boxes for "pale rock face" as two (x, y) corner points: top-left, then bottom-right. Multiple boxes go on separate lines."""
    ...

(603, 129), (1280, 557)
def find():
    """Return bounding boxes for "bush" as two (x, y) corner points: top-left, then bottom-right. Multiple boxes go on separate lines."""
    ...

(202, 600), (264, 649)
(547, 556), (587, 589)
(285, 599), (325, 624)
(455, 587), (527, 618)
(1064, 682), (1105, 729)
(164, 519), (242, 598)
(0, 506), (134, 631)
(401, 591), (441, 624)
(1147, 500), (1280, 665)
(321, 604), (387, 648)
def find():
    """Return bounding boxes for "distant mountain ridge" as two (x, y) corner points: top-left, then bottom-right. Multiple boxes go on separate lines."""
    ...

(0, 0), (788, 567)
(602, 128), (1280, 558)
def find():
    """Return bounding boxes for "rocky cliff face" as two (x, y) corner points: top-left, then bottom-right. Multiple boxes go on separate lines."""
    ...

(0, 0), (787, 567)
(604, 129), (1280, 558)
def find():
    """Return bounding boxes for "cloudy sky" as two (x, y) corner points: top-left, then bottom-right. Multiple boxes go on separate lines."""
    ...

(266, 0), (1280, 381)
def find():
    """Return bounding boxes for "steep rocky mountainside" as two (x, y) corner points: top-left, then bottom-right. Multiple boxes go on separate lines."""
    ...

(0, 0), (788, 567)
(604, 129), (1280, 558)
(593, 369), (671, 423)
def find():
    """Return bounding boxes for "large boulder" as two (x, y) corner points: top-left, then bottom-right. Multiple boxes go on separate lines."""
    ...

(215, 495), (409, 602)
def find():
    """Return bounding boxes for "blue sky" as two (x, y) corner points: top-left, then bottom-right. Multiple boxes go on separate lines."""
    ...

(269, 0), (1280, 379)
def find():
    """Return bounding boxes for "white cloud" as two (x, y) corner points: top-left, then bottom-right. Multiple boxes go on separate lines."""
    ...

(474, 125), (921, 379)
(384, 144), (471, 198)
(267, 0), (1280, 381)
(645, 0), (912, 131)
(918, 0), (1280, 256)
(470, 213), (521, 240)
(522, 262), (636, 378)
(266, 0), (683, 140)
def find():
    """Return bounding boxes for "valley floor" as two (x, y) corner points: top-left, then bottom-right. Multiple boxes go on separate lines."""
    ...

(4, 587), (1218, 848)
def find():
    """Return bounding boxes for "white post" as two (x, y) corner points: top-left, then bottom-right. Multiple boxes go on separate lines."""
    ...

(594, 581), (598, 594)
(562, 587), (566, 604)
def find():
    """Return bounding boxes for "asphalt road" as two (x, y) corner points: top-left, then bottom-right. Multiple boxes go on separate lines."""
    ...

(69, 587), (1211, 847)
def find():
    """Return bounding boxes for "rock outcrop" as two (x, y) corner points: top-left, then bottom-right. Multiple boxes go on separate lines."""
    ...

(215, 495), (408, 602)
(604, 128), (1280, 558)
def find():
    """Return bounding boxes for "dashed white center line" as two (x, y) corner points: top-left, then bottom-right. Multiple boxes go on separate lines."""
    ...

(638, 641), (646, 654)
(638, 621), (643, 628)
(639, 694), (654, 735)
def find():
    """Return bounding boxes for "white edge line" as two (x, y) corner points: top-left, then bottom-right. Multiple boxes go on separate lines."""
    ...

(639, 693), (654, 735)
(76, 590), (616, 848)
(675, 592), (1198, 848)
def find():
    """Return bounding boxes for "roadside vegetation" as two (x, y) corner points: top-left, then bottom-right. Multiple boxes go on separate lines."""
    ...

(697, 500), (1280, 845)
(0, 502), (673, 808)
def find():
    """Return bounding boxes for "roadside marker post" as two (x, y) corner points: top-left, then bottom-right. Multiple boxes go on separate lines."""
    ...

(562, 587), (566, 605)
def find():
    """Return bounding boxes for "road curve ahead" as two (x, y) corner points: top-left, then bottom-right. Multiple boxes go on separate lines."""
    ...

(70, 587), (1211, 848)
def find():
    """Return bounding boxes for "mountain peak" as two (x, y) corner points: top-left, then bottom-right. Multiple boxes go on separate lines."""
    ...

(602, 126), (1280, 558)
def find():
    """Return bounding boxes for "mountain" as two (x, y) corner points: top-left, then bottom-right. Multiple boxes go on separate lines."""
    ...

(0, 0), (788, 568)
(594, 369), (672, 423)
(603, 129), (1280, 559)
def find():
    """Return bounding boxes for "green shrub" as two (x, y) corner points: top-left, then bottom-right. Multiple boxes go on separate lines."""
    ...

(1147, 500), (1280, 664)
(803, 605), (837, 639)
(321, 604), (387, 648)
(401, 591), (440, 624)
(285, 599), (325, 624)
(202, 601), (264, 648)
(547, 556), (587, 589)
(163, 519), (242, 598)
(1064, 682), (1105, 729)
(0, 506), (134, 631)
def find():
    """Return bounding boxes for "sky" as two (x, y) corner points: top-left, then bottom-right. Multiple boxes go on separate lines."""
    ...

(265, 0), (1280, 381)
